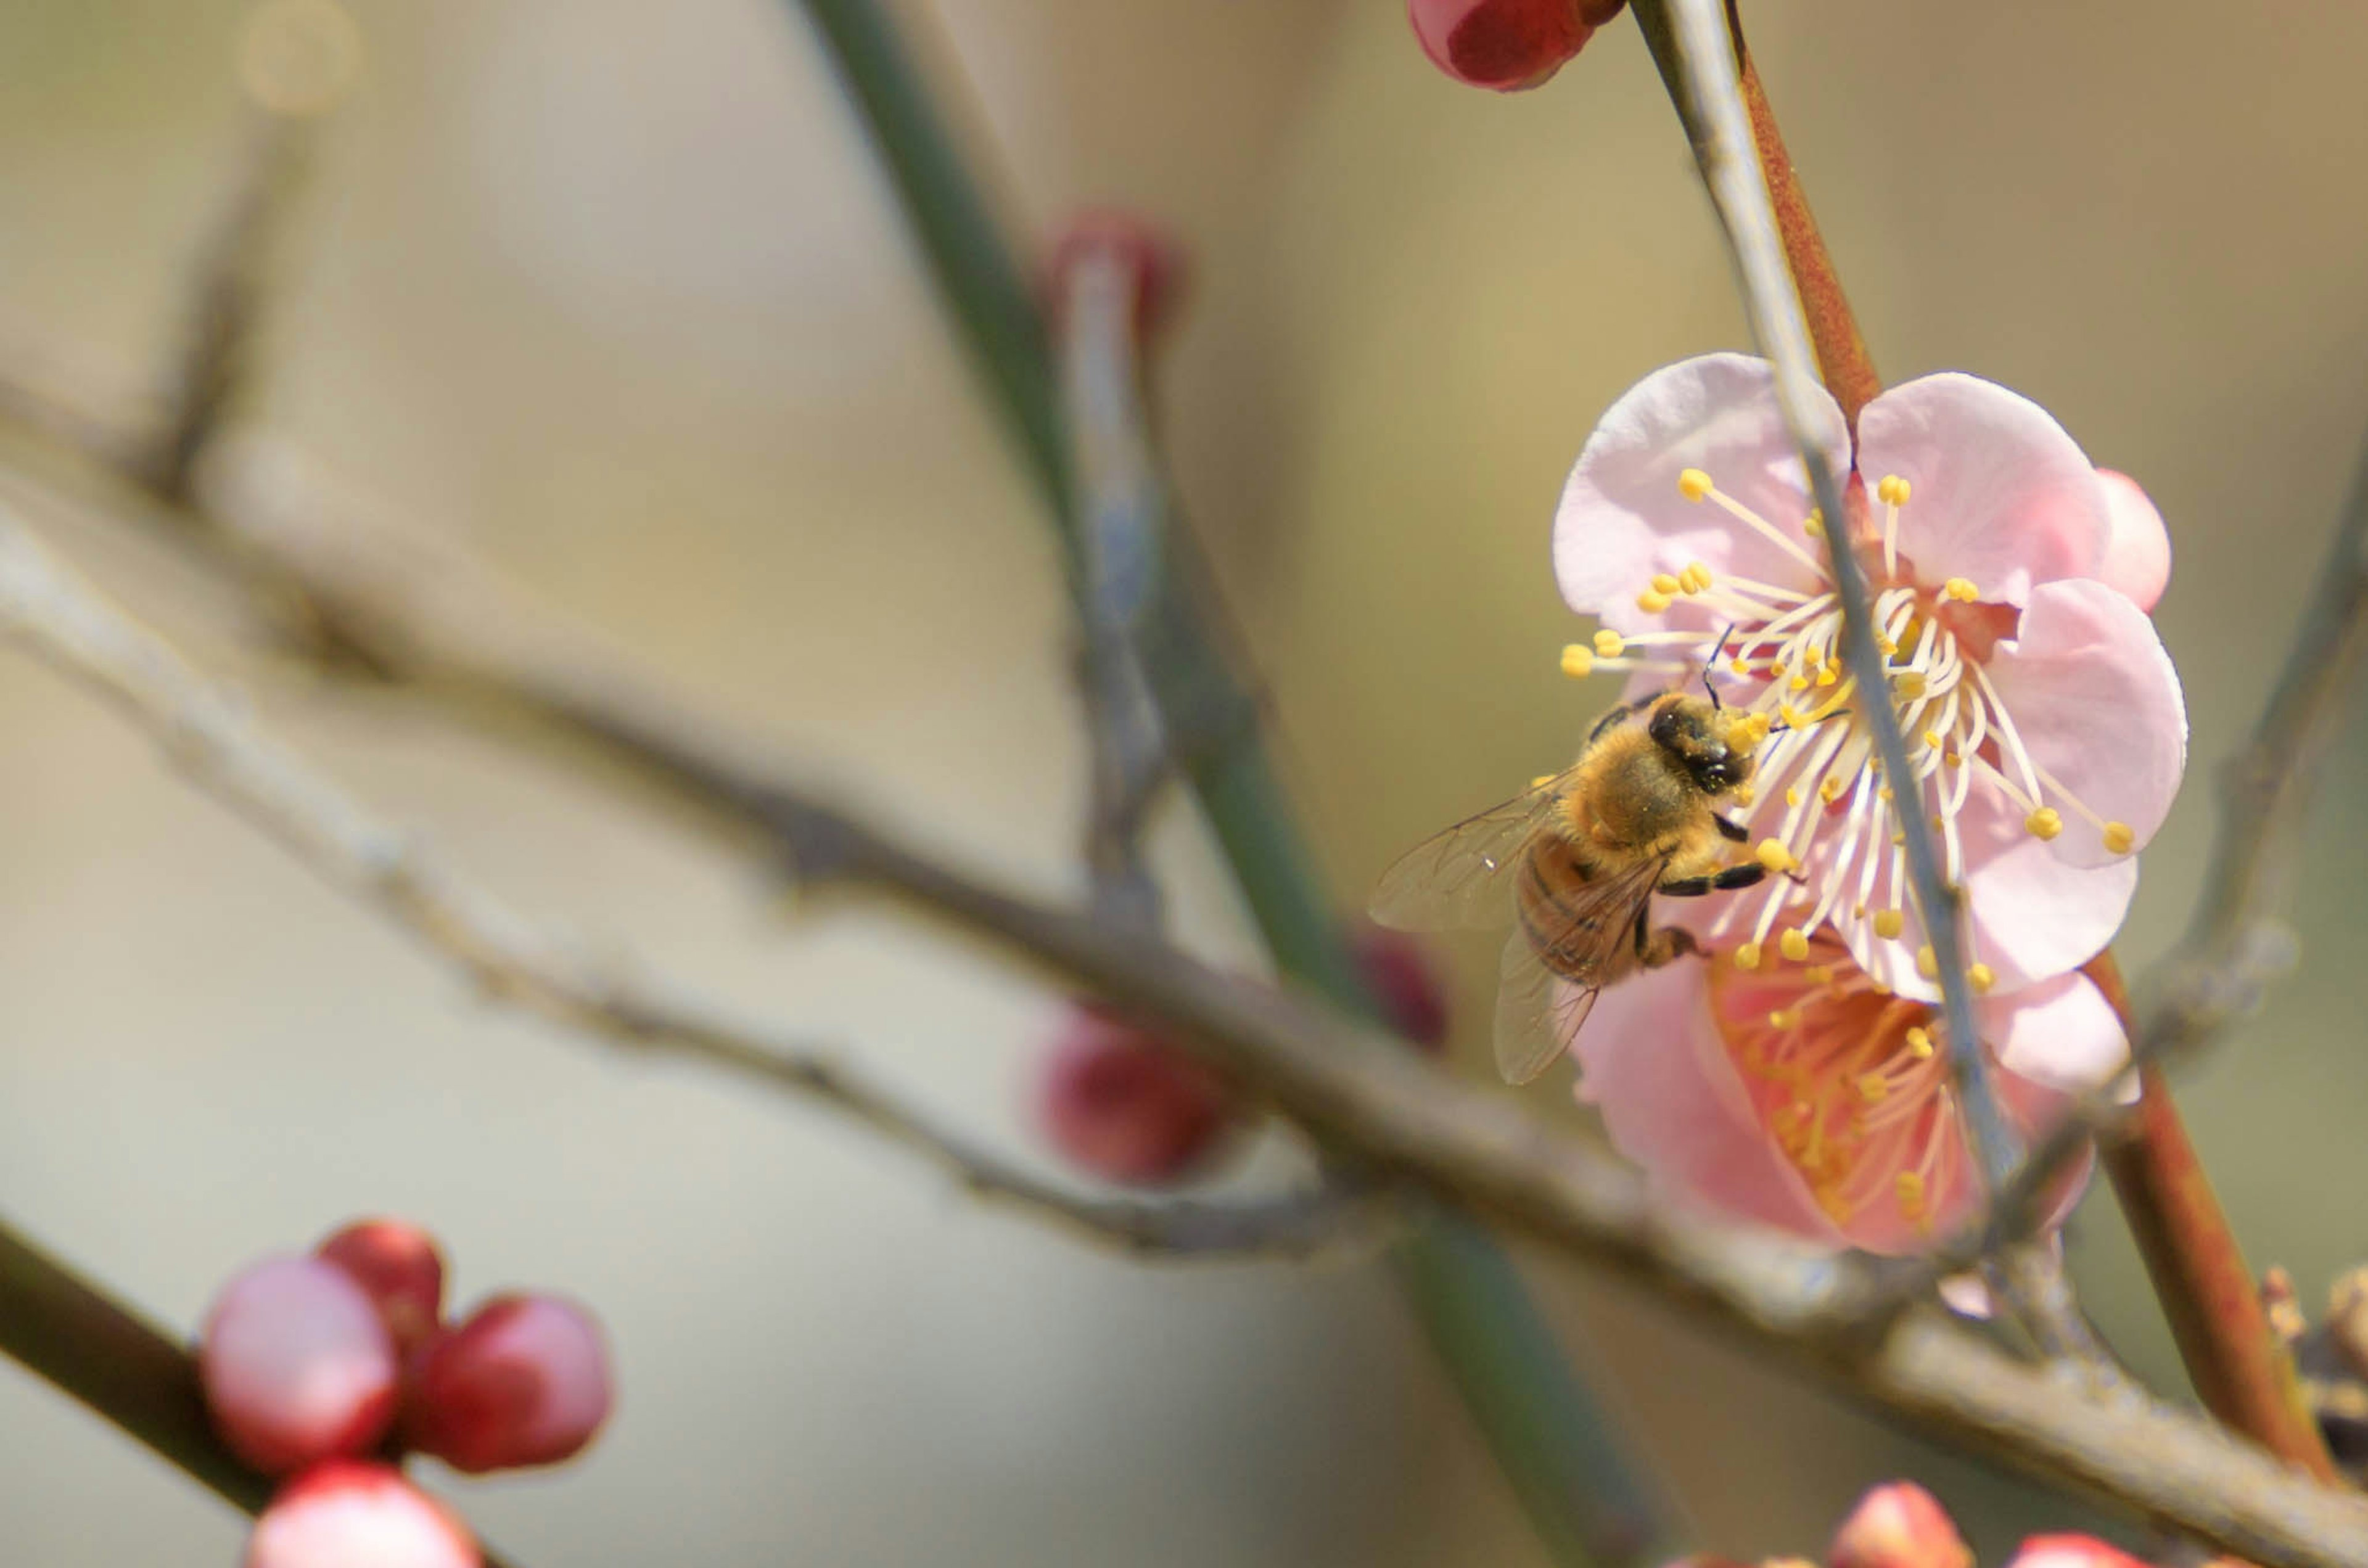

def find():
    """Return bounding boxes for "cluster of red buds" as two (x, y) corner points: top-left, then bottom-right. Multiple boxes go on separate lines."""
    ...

(1688, 1480), (2253, 1568)
(1408, 0), (1630, 91)
(199, 1219), (614, 1567)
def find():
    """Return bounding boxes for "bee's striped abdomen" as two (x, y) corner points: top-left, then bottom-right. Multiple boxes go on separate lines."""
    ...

(1516, 838), (1617, 982)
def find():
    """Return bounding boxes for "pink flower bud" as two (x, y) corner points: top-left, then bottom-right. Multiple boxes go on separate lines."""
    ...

(316, 1220), (446, 1354)
(1037, 1006), (1235, 1186)
(200, 1257), (399, 1474)
(2094, 469), (2171, 612)
(403, 1294), (614, 1474)
(246, 1461), (479, 1568)
(1350, 923), (1452, 1051)
(1407, 0), (1620, 92)
(1830, 1482), (1973, 1568)
(1046, 211), (1190, 348)
(2004, 1535), (2155, 1568)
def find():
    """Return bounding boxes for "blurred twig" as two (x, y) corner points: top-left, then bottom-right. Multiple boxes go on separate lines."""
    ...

(0, 1215), (520, 1568)
(0, 508), (1381, 1266)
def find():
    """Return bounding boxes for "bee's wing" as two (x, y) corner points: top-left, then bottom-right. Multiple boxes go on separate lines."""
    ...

(1367, 771), (1579, 932)
(1491, 854), (1669, 1085)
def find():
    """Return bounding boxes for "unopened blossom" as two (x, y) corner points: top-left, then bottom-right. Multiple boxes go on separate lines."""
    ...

(1573, 926), (2124, 1248)
(403, 1294), (614, 1474)
(2003, 1535), (2155, 1568)
(1046, 211), (1189, 348)
(1407, 0), (1626, 92)
(316, 1218), (446, 1355)
(1555, 353), (2185, 996)
(1830, 1482), (1972, 1568)
(246, 1461), (480, 1568)
(1352, 922), (1453, 1052)
(1037, 1004), (1236, 1186)
(200, 1257), (400, 1474)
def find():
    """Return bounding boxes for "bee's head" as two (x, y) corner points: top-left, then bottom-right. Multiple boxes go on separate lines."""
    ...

(1646, 692), (1754, 795)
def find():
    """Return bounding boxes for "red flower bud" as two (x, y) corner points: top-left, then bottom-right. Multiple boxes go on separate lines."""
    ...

(1407, 0), (1621, 92)
(246, 1461), (479, 1568)
(1351, 923), (1452, 1051)
(403, 1294), (614, 1474)
(316, 1219), (446, 1355)
(1831, 1482), (1973, 1568)
(1037, 1006), (1235, 1186)
(200, 1257), (399, 1475)
(2004, 1536), (2155, 1568)
(1046, 211), (1189, 348)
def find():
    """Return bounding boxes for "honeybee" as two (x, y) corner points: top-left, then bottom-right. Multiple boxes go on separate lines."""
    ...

(1369, 687), (1770, 1084)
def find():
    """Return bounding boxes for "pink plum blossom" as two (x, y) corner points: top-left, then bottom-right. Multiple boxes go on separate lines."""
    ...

(200, 1256), (400, 1474)
(1554, 353), (2185, 996)
(1830, 1482), (1973, 1568)
(403, 1294), (614, 1474)
(1571, 927), (2123, 1250)
(245, 1461), (479, 1568)
(316, 1218), (446, 1355)
(2003, 1537), (2156, 1568)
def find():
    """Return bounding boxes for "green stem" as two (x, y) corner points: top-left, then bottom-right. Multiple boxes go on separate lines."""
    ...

(779, 1), (1674, 1559)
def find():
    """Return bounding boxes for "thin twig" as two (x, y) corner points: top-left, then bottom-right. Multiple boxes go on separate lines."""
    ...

(1645, 0), (2016, 1196)
(0, 508), (1381, 1266)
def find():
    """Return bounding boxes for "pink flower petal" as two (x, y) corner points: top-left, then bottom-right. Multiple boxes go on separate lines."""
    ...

(247, 1461), (480, 1568)
(1569, 961), (1844, 1244)
(1555, 354), (1847, 635)
(200, 1257), (399, 1476)
(1986, 578), (2187, 868)
(1830, 1481), (1972, 1568)
(404, 1294), (614, 1475)
(2004, 1536), (2154, 1568)
(1855, 374), (2111, 606)
(316, 1219), (446, 1356)
(2094, 469), (2171, 611)
(1981, 970), (2129, 1098)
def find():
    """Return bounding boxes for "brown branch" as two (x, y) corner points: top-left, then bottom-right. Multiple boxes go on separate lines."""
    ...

(0, 508), (1383, 1268)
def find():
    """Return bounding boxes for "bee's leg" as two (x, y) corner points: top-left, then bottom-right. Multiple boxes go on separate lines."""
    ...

(1586, 701), (1638, 746)
(1657, 863), (1767, 897)
(1714, 814), (1750, 844)
(1637, 922), (1701, 969)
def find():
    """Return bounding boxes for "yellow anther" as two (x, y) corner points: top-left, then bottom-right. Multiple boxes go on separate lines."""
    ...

(1968, 962), (1997, 994)
(1857, 1073), (1892, 1104)
(1560, 644), (1595, 679)
(1637, 589), (1672, 614)
(1804, 509), (1825, 539)
(1944, 750), (1963, 770)
(1894, 670), (1928, 699)
(2103, 821), (2136, 855)
(1805, 964), (1835, 986)
(1877, 786), (1895, 803)
(1733, 782), (1756, 806)
(1754, 839), (1796, 874)
(1877, 474), (1911, 507)
(1734, 941), (1763, 971)
(1869, 978), (1894, 996)
(1817, 663), (1839, 687)
(1915, 945), (1939, 980)
(1789, 673), (1811, 692)
(1895, 1170), (1926, 1216)
(2025, 807), (2063, 841)
(1768, 1009), (1801, 1031)
(1942, 577), (1980, 603)
(1780, 704), (1808, 728)
(1904, 1025), (1934, 1060)
(1922, 729), (1943, 750)
(1729, 655), (1751, 675)
(1682, 562), (1714, 593)
(1891, 830), (1907, 846)
(1651, 572), (1682, 596)
(1780, 927), (1811, 962)
(1593, 629), (1626, 658)
(1678, 467), (1714, 501)
(1819, 775), (1844, 803)
(1873, 909), (1906, 940)
(1875, 634), (1897, 656)
(1784, 786), (1803, 808)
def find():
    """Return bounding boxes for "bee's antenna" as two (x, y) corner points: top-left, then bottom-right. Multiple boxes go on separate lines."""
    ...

(1703, 623), (1735, 710)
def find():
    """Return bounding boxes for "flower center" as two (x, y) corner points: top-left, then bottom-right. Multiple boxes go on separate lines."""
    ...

(1709, 938), (1955, 1229)
(1557, 466), (2138, 979)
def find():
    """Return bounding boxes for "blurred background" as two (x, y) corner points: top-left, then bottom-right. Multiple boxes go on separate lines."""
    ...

(1, 0), (2366, 1562)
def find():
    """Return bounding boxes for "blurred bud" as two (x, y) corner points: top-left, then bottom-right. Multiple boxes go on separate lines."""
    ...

(403, 1294), (614, 1474)
(1046, 211), (1189, 349)
(246, 1461), (479, 1568)
(1350, 924), (1451, 1052)
(2327, 1267), (2368, 1381)
(1038, 1006), (1235, 1186)
(2003, 1536), (2153, 1568)
(201, 1257), (399, 1474)
(1408, 0), (1624, 92)
(317, 1219), (446, 1354)
(1830, 1482), (1972, 1568)
(2262, 1263), (2307, 1345)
